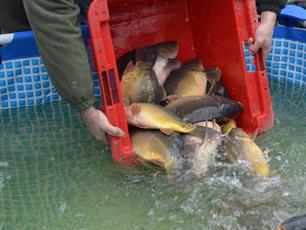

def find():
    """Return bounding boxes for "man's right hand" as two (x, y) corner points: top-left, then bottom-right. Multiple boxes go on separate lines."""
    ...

(80, 107), (125, 143)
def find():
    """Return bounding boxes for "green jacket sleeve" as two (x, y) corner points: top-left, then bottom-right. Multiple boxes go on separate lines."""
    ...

(22, 0), (95, 110)
(256, 0), (288, 16)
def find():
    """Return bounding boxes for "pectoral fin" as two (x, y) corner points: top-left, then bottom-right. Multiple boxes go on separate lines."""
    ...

(166, 95), (181, 103)
(155, 58), (181, 86)
(250, 128), (258, 141)
(207, 80), (216, 96)
(204, 67), (222, 83)
(160, 129), (175, 135)
(159, 85), (167, 101)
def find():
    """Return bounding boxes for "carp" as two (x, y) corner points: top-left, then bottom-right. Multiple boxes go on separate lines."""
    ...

(277, 213), (306, 230)
(165, 95), (243, 123)
(164, 58), (207, 97)
(125, 103), (196, 135)
(120, 47), (164, 104)
(182, 123), (223, 178)
(131, 129), (184, 177)
(222, 120), (270, 177)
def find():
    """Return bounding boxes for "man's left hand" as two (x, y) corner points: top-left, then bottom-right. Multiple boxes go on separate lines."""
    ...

(247, 11), (277, 59)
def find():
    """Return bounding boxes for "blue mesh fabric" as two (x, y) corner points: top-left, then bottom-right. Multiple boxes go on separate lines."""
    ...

(0, 27), (305, 110)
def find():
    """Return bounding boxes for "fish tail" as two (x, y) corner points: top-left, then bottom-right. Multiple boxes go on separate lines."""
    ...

(254, 161), (270, 177)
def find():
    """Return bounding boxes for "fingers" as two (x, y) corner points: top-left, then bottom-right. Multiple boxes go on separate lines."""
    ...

(249, 39), (263, 56)
(248, 39), (271, 60)
(80, 107), (125, 143)
(99, 111), (125, 137)
(247, 37), (261, 55)
(103, 122), (125, 137)
(246, 37), (254, 46)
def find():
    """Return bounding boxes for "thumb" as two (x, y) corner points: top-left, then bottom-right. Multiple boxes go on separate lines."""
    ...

(99, 112), (125, 137)
(103, 123), (125, 137)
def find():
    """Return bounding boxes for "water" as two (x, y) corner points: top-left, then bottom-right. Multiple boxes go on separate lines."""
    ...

(0, 79), (305, 230)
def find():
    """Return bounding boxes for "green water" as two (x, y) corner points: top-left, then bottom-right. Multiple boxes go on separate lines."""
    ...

(0, 79), (305, 230)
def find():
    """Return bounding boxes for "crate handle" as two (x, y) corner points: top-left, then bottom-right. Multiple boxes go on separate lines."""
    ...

(87, 0), (135, 164)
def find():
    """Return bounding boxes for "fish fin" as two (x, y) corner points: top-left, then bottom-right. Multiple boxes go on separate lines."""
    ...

(207, 80), (216, 96)
(160, 129), (174, 135)
(276, 225), (286, 230)
(204, 67), (222, 83)
(222, 119), (236, 135)
(159, 85), (167, 101)
(137, 157), (155, 169)
(123, 97), (130, 108)
(213, 119), (216, 127)
(158, 58), (182, 86)
(203, 120), (208, 146)
(130, 104), (141, 115)
(151, 69), (166, 102)
(123, 61), (135, 76)
(250, 128), (258, 141)
(117, 49), (136, 78)
(166, 95), (181, 103)
(212, 119), (221, 132)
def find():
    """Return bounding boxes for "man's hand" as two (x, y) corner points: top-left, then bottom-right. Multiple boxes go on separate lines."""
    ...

(80, 107), (125, 143)
(247, 11), (277, 59)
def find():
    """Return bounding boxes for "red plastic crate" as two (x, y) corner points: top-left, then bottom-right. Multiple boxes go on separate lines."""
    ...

(88, 0), (274, 164)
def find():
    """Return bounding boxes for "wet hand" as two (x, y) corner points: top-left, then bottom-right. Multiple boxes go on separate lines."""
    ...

(80, 107), (125, 143)
(247, 11), (277, 59)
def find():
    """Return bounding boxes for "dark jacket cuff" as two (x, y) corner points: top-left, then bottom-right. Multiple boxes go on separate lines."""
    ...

(257, 3), (283, 16)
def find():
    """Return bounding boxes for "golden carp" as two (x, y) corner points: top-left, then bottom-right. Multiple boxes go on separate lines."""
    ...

(222, 121), (270, 177)
(125, 103), (196, 135)
(164, 58), (207, 97)
(183, 125), (223, 178)
(131, 129), (184, 176)
(165, 95), (243, 123)
(120, 47), (164, 104)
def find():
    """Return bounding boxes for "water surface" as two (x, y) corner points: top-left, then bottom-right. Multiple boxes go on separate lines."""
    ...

(0, 79), (305, 230)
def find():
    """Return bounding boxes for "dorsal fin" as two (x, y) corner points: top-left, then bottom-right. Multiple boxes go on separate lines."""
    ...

(207, 80), (216, 96)
(205, 67), (222, 83)
(123, 61), (135, 76)
(250, 128), (258, 141)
